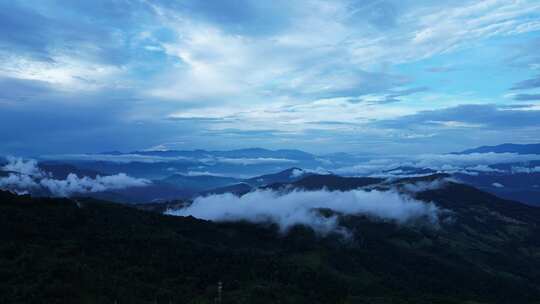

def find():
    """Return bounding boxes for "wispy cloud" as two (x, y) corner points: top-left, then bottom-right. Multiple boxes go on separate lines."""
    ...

(511, 75), (540, 90)
(512, 93), (540, 101)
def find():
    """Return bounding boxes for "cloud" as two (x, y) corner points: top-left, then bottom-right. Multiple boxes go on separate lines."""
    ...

(513, 93), (540, 101)
(0, 157), (150, 197)
(153, 0), (297, 37)
(0, 1), (145, 62)
(40, 147), (309, 168)
(290, 168), (306, 178)
(346, 87), (429, 105)
(400, 178), (454, 193)
(335, 152), (540, 176)
(0, 54), (125, 92)
(42, 153), (195, 164)
(0, 173), (40, 190)
(511, 166), (540, 174)
(215, 157), (298, 165)
(413, 153), (540, 169)
(1, 0), (540, 155)
(39, 173), (150, 197)
(492, 182), (504, 188)
(366, 104), (540, 152)
(377, 104), (540, 129)
(144, 0), (540, 105)
(166, 188), (440, 235)
(466, 165), (504, 173)
(426, 120), (483, 128)
(185, 171), (228, 177)
(505, 37), (540, 70)
(335, 158), (405, 176)
(511, 75), (540, 90)
(2, 156), (44, 177)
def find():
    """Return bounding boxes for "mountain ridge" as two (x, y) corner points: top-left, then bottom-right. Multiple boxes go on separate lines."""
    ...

(3, 180), (540, 303)
(457, 143), (540, 154)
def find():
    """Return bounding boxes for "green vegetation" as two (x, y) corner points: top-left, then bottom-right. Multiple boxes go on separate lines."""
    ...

(1, 184), (540, 304)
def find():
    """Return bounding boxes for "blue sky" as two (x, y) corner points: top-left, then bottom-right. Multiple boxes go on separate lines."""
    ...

(1, 0), (540, 155)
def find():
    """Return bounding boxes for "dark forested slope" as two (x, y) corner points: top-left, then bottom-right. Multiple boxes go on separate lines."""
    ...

(1, 184), (540, 304)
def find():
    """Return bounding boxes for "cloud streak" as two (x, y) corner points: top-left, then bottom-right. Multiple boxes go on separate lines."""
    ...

(42, 153), (196, 164)
(511, 75), (540, 90)
(214, 157), (298, 165)
(166, 189), (440, 235)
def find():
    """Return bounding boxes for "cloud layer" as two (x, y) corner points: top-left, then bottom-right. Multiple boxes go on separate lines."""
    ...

(166, 189), (440, 235)
(0, 157), (150, 196)
(39, 173), (150, 197)
(1, 1), (540, 154)
(336, 152), (540, 177)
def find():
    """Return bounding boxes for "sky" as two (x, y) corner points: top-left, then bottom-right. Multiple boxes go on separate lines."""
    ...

(1, 0), (540, 156)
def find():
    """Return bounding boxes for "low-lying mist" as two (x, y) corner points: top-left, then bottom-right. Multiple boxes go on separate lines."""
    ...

(166, 189), (440, 235)
(0, 157), (150, 196)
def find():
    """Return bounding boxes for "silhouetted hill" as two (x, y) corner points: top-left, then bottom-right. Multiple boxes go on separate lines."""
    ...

(3, 176), (540, 303)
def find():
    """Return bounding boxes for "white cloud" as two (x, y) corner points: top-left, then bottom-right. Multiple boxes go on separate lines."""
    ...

(2, 156), (44, 177)
(145, 0), (540, 137)
(335, 153), (540, 177)
(167, 96), (421, 136)
(390, 0), (540, 64)
(185, 171), (228, 177)
(41, 153), (195, 163)
(427, 120), (484, 128)
(290, 168), (305, 178)
(0, 53), (125, 92)
(492, 182), (504, 188)
(0, 157), (150, 197)
(166, 188), (440, 235)
(215, 157), (298, 165)
(414, 153), (540, 169)
(0, 173), (40, 190)
(400, 178), (454, 193)
(39, 173), (150, 197)
(2, 1), (540, 156)
(466, 165), (504, 173)
(511, 166), (540, 173)
(335, 157), (410, 176)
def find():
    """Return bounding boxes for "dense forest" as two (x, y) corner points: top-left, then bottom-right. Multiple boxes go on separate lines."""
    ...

(2, 182), (540, 304)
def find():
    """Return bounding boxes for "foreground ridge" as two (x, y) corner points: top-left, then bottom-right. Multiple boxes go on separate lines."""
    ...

(2, 183), (540, 304)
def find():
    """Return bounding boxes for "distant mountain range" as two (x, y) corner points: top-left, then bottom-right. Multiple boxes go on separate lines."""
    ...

(134, 147), (317, 160)
(457, 143), (540, 154)
(3, 143), (540, 205)
(40, 148), (352, 180)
